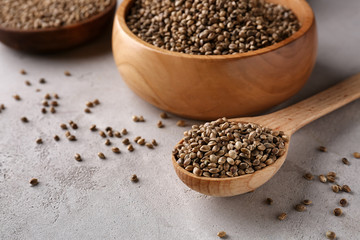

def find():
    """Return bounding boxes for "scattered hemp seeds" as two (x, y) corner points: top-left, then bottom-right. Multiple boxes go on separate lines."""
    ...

(36, 138), (43, 144)
(42, 100), (49, 107)
(90, 124), (97, 131)
(98, 152), (106, 159)
(39, 78), (46, 84)
(60, 123), (67, 130)
(50, 107), (56, 114)
(342, 185), (351, 193)
(277, 213), (287, 221)
(157, 121), (164, 128)
(105, 139), (111, 146)
(327, 172), (336, 183)
(127, 144), (134, 152)
(340, 198), (348, 207)
(139, 116), (145, 122)
(21, 117), (28, 123)
(295, 204), (306, 212)
(20, 69), (27, 75)
(13, 94), (21, 101)
(54, 94), (59, 99)
(341, 157), (350, 165)
(70, 122), (78, 129)
(1, 104), (5, 110)
(145, 143), (154, 149)
(303, 173), (314, 181)
(29, 178), (38, 186)
(354, 152), (360, 159)
(217, 231), (226, 238)
(93, 99), (100, 105)
(152, 139), (158, 146)
(176, 120), (186, 127)
(74, 153), (82, 162)
(25, 80), (31, 86)
(44, 94), (51, 100)
(86, 101), (94, 108)
(131, 174), (138, 182)
(318, 146), (327, 152)
(132, 115), (139, 122)
(65, 131), (71, 137)
(41, 108), (47, 114)
(302, 199), (312, 205)
(68, 135), (76, 141)
(114, 131), (121, 138)
(54, 135), (60, 141)
(137, 138), (145, 146)
(122, 138), (130, 145)
(331, 185), (340, 193)
(173, 118), (288, 178)
(126, 0), (300, 55)
(84, 108), (91, 113)
(112, 147), (121, 154)
(134, 136), (141, 143)
(99, 131), (106, 138)
(64, 71), (71, 76)
(160, 112), (168, 119)
(333, 208), (342, 217)
(51, 101), (58, 107)
(319, 175), (327, 183)
(326, 231), (336, 240)
(107, 130), (113, 137)
(121, 128), (128, 135)
(265, 198), (273, 205)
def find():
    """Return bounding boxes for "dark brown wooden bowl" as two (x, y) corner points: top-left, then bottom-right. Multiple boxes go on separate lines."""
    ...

(0, 0), (116, 53)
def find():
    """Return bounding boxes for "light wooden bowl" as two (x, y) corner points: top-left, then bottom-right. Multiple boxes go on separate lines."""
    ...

(0, 0), (116, 53)
(112, 0), (317, 120)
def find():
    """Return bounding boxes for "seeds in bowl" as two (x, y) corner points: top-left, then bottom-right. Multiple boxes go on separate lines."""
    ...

(126, 0), (300, 55)
(173, 118), (288, 178)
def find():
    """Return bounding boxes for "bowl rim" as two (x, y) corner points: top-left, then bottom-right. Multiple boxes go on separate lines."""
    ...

(116, 0), (315, 60)
(0, 0), (117, 33)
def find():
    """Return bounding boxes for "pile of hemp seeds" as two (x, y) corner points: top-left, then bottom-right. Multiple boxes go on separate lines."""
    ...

(173, 117), (288, 178)
(0, 0), (113, 30)
(126, 0), (301, 55)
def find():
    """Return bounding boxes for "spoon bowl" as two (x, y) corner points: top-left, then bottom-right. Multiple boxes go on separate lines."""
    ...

(0, 0), (116, 53)
(172, 74), (360, 196)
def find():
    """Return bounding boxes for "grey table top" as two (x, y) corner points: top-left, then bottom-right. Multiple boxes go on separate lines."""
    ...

(1, 0), (359, 239)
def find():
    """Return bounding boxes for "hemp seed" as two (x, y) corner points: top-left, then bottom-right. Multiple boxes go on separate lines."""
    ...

(333, 208), (342, 216)
(74, 153), (82, 161)
(318, 146), (327, 152)
(145, 143), (154, 149)
(326, 231), (336, 239)
(112, 147), (121, 154)
(303, 173), (314, 181)
(160, 112), (168, 119)
(54, 135), (60, 141)
(93, 99), (100, 105)
(121, 128), (128, 135)
(340, 198), (348, 207)
(41, 108), (47, 114)
(114, 131), (121, 138)
(51, 101), (58, 107)
(25, 80), (31, 86)
(13, 94), (21, 101)
(341, 157), (349, 165)
(98, 152), (105, 159)
(64, 71), (71, 76)
(20, 69), (26, 75)
(36, 138), (43, 144)
(157, 121), (164, 128)
(105, 139), (111, 146)
(176, 120), (186, 127)
(342, 185), (351, 193)
(152, 139), (158, 146)
(99, 131), (106, 138)
(132, 115), (139, 122)
(39, 78), (46, 84)
(134, 136), (141, 143)
(217, 231), (226, 238)
(86, 101), (94, 108)
(137, 138), (145, 145)
(131, 174), (138, 182)
(122, 138), (130, 145)
(29, 178), (38, 186)
(68, 135), (76, 141)
(50, 107), (56, 113)
(44, 93), (51, 100)
(277, 213), (287, 221)
(21, 117), (28, 123)
(42, 100), (49, 107)
(265, 198), (273, 205)
(127, 144), (134, 152)
(0, 104), (5, 110)
(331, 185), (340, 193)
(60, 123), (67, 130)
(107, 130), (113, 137)
(139, 116), (145, 122)
(354, 152), (360, 159)
(53, 94), (59, 99)
(90, 124), (97, 131)
(295, 204), (306, 212)
(319, 175), (327, 183)
(65, 131), (71, 137)
(302, 199), (312, 205)
(84, 108), (91, 113)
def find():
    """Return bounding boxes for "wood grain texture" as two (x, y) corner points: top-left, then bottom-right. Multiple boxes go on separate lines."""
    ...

(112, 0), (317, 120)
(0, 0), (116, 53)
(172, 74), (360, 196)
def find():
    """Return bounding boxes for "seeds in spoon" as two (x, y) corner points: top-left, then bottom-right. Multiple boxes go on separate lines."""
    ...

(318, 146), (327, 152)
(29, 178), (38, 186)
(131, 174), (138, 182)
(98, 152), (105, 159)
(354, 152), (360, 158)
(303, 173), (314, 181)
(333, 208), (342, 216)
(74, 153), (82, 161)
(340, 198), (348, 207)
(295, 204), (306, 212)
(277, 213), (287, 221)
(217, 231), (226, 238)
(326, 231), (336, 239)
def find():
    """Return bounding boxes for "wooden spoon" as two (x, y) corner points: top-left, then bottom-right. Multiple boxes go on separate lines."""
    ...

(172, 73), (360, 197)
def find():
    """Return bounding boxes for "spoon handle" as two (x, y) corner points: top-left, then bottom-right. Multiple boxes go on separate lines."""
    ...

(265, 73), (360, 134)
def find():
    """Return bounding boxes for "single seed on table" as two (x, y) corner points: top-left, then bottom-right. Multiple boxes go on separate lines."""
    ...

(217, 231), (226, 238)
(114, 131), (121, 138)
(318, 146), (327, 152)
(39, 78), (46, 84)
(277, 213), (287, 221)
(131, 174), (138, 182)
(53, 94), (59, 99)
(319, 175), (327, 183)
(84, 108), (91, 113)
(0, 104), (5, 110)
(341, 157), (349, 165)
(112, 147), (121, 154)
(122, 138), (130, 145)
(327, 176), (336, 183)
(160, 112), (168, 119)
(54, 135), (60, 141)
(42, 100), (49, 107)
(333, 208), (342, 216)
(36, 89), (41, 92)
(64, 71), (71, 76)
(342, 185), (351, 193)
(25, 80), (31, 86)
(331, 185), (340, 193)
(302, 199), (312, 205)
(51, 101), (58, 107)
(105, 139), (111, 146)
(121, 128), (128, 135)
(327, 172), (336, 177)
(295, 204), (306, 212)
(354, 152), (360, 159)
(21, 117), (28, 123)
(127, 144), (134, 152)
(41, 108), (47, 114)
(137, 138), (145, 145)
(36, 138), (43, 144)
(176, 120), (186, 127)
(303, 173), (314, 181)
(326, 231), (336, 239)
(60, 123), (67, 130)
(44, 93), (51, 100)
(13, 94), (21, 101)
(29, 178), (38, 186)
(20, 69), (26, 75)
(93, 99), (100, 105)
(99, 131), (106, 138)
(152, 139), (158, 146)
(265, 198), (273, 205)
(50, 107), (56, 113)
(98, 152), (106, 159)
(157, 120), (164, 128)
(340, 198), (348, 207)
(132, 115), (139, 122)
(65, 131), (71, 137)
(71, 123), (78, 129)
(145, 143), (154, 149)
(107, 130), (113, 137)
(139, 116), (145, 122)
(74, 153), (82, 162)
(90, 124), (97, 131)
(68, 135), (76, 141)
(86, 101), (94, 108)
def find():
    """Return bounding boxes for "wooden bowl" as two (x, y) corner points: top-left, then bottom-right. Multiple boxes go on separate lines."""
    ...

(113, 0), (317, 120)
(0, 0), (116, 53)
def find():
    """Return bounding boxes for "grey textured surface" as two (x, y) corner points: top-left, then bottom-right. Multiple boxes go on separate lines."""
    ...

(1, 0), (359, 239)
